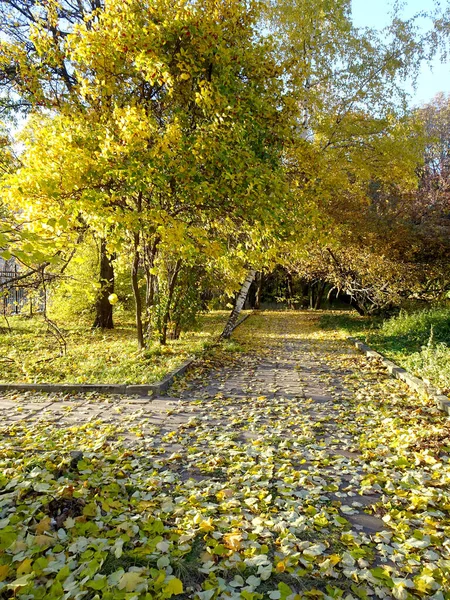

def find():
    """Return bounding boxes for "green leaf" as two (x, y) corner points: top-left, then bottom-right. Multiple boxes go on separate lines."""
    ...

(278, 581), (293, 600)
(7, 573), (34, 590)
(86, 576), (107, 590)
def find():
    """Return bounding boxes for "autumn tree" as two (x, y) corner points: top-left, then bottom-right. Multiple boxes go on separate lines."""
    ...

(3, 0), (290, 347)
(0, 0), (119, 328)
(0, 0), (103, 116)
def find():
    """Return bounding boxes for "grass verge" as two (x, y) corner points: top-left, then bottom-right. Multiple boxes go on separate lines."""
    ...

(320, 307), (450, 395)
(0, 311), (230, 384)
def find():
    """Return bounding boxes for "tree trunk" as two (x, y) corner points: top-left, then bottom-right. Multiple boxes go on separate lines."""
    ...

(160, 259), (182, 345)
(143, 235), (160, 339)
(220, 269), (256, 339)
(286, 272), (294, 309)
(350, 297), (367, 316)
(314, 281), (326, 310)
(131, 231), (145, 350)
(92, 238), (114, 329)
(254, 271), (262, 310)
(144, 236), (160, 308)
(309, 284), (315, 309)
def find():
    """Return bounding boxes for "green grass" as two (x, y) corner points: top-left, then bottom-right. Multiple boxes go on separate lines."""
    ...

(0, 311), (229, 384)
(320, 307), (450, 395)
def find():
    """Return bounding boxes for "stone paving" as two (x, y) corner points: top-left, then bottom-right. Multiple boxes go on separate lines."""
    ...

(172, 333), (386, 535)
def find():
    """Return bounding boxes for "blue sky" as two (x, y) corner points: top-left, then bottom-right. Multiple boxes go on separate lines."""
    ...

(352, 0), (450, 107)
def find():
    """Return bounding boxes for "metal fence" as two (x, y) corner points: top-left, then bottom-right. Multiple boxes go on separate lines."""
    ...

(0, 267), (41, 315)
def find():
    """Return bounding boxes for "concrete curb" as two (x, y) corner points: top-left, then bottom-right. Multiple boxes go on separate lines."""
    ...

(126, 359), (195, 397)
(0, 358), (196, 398)
(348, 336), (450, 416)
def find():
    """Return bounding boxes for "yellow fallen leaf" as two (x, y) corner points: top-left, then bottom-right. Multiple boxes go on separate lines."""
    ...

(118, 571), (145, 592)
(164, 577), (183, 596)
(216, 489), (233, 501)
(0, 565), (10, 582)
(223, 532), (242, 551)
(199, 518), (214, 532)
(276, 561), (286, 572)
(17, 558), (33, 576)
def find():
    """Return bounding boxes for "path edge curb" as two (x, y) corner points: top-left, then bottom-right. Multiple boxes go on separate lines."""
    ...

(0, 357), (195, 398)
(348, 336), (450, 416)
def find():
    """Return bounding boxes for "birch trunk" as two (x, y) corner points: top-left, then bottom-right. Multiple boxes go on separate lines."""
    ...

(220, 269), (256, 339)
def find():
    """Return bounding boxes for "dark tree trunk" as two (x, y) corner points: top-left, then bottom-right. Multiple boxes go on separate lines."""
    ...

(286, 272), (294, 309)
(314, 281), (326, 310)
(254, 271), (262, 310)
(92, 238), (114, 329)
(221, 270), (256, 339)
(131, 231), (145, 350)
(350, 298), (367, 315)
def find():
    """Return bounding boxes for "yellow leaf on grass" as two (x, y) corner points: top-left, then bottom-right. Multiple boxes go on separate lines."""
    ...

(223, 532), (242, 551)
(164, 577), (183, 596)
(118, 571), (145, 592)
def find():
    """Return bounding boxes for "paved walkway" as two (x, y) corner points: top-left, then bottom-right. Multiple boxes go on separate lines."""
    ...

(1, 311), (448, 598)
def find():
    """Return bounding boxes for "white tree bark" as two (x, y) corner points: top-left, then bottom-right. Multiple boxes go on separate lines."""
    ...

(220, 269), (256, 339)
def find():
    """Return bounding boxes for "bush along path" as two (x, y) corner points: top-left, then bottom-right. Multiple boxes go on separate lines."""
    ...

(0, 311), (449, 600)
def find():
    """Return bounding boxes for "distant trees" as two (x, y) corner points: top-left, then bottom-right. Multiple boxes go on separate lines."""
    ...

(280, 95), (450, 315)
(413, 93), (450, 300)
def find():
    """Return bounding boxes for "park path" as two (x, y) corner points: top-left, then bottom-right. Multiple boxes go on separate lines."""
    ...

(0, 311), (449, 598)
